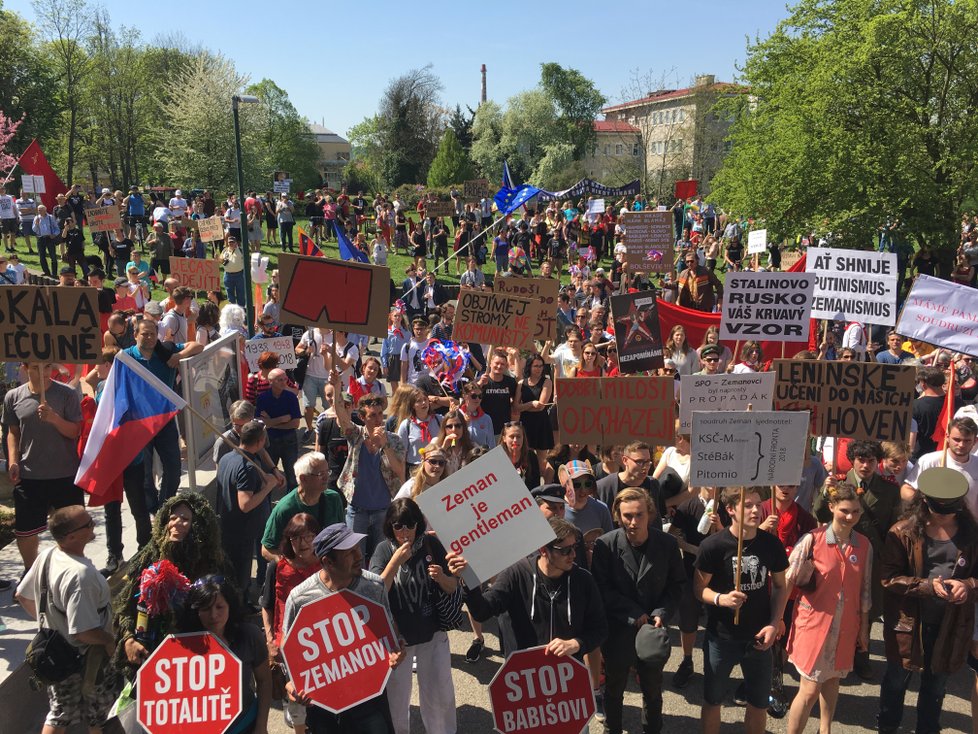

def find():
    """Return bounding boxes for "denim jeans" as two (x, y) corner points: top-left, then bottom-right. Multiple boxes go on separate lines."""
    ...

(878, 623), (948, 734)
(306, 692), (394, 734)
(224, 270), (245, 305)
(142, 418), (181, 510)
(345, 504), (388, 566)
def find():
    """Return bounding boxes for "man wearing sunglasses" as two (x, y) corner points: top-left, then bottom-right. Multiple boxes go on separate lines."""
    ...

(696, 343), (723, 375)
(559, 460), (613, 539)
(446, 517), (607, 659)
(596, 441), (663, 523)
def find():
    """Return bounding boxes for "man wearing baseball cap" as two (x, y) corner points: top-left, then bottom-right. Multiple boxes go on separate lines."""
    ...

(282, 523), (406, 733)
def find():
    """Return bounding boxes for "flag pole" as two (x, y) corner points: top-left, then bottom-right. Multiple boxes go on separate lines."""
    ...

(183, 402), (268, 476)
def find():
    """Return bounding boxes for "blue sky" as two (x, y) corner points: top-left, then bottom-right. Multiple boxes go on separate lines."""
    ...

(8, 0), (790, 138)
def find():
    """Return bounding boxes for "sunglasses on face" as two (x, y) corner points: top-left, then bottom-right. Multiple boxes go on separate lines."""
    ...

(572, 477), (596, 492)
(425, 458), (447, 467)
(548, 542), (580, 557)
(704, 357), (719, 363)
(392, 522), (417, 531)
(467, 393), (482, 399)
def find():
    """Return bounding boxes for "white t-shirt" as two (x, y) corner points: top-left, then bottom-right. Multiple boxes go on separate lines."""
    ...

(152, 205), (170, 224)
(905, 450), (978, 520)
(550, 342), (581, 378)
(0, 195), (16, 219)
(328, 336), (359, 387)
(400, 338), (428, 384)
(169, 197), (188, 217)
(16, 546), (113, 648)
(299, 329), (327, 379)
(843, 322), (867, 356)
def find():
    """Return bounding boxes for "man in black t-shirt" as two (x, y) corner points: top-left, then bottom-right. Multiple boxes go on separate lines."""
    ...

(477, 349), (517, 438)
(596, 441), (662, 522)
(912, 366), (951, 460)
(694, 487), (789, 734)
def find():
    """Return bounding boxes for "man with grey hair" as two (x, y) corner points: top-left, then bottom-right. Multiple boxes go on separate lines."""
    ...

(260, 451), (344, 563)
(213, 400), (284, 483)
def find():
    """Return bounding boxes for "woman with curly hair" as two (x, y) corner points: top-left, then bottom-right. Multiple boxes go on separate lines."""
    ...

(179, 574), (272, 734)
(114, 492), (234, 673)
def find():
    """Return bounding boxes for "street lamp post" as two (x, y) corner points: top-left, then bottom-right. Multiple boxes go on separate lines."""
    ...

(232, 93), (259, 336)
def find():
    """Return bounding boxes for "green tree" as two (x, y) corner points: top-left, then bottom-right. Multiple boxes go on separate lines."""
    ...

(427, 129), (472, 187)
(246, 79), (321, 191)
(711, 0), (978, 251)
(0, 7), (59, 156)
(447, 104), (475, 151)
(469, 100), (504, 179)
(376, 66), (443, 187)
(348, 115), (384, 192)
(540, 62), (606, 159)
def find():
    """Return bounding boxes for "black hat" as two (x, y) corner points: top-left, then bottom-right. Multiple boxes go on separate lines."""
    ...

(312, 523), (366, 558)
(635, 624), (671, 667)
(531, 484), (567, 505)
(701, 344), (722, 359)
(59, 265), (75, 276)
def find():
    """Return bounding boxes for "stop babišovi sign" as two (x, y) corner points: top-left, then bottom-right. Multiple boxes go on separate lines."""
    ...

(137, 632), (243, 734)
(281, 588), (398, 714)
(489, 646), (595, 734)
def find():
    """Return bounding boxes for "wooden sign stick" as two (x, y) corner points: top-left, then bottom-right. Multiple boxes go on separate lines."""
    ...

(942, 366), (955, 468)
(734, 402), (753, 625)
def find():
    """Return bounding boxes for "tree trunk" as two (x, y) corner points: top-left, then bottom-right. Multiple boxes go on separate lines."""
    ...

(66, 104), (77, 184)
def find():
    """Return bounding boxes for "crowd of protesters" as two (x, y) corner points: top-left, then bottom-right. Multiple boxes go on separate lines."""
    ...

(2, 179), (978, 734)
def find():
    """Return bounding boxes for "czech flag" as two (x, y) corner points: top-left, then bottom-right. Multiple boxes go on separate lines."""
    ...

(298, 225), (322, 257)
(75, 350), (186, 496)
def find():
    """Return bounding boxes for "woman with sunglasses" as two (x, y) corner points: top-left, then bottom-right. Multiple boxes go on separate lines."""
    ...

(602, 344), (620, 377)
(396, 387), (442, 473)
(518, 355), (555, 477)
(730, 339), (763, 373)
(459, 382), (494, 448)
(396, 445), (449, 499)
(571, 343), (603, 377)
(370, 498), (458, 734)
(430, 411), (474, 473)
(499, 422), (541, 489)
(876, 474), (978, 734)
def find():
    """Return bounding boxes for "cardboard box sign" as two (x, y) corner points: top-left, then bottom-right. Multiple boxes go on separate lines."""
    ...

(454, 290), (542, 350)
(0, 286), (101, 363)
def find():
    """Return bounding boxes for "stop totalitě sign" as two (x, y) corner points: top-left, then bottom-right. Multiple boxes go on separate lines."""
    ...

(137, 632), (243, 734)
(488, 645), (595, 734)
(281, 588), (398, 714)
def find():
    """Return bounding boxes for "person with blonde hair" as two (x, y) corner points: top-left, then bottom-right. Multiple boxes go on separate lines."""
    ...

(395, 444), (448, 500)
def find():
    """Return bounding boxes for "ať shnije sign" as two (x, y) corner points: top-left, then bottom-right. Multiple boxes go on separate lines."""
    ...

(196, 216), (225, 242)
(621, 211), (673, 273)
(170, 257), (221, 292)
(244, 335), (297, 372)
(416, 446), (555, 587)
(690, 410), (810, 488)
(806, 247), (898, 326)
(720, 272), (815, 342)
(281, 589), (397, 714)
(747, 228), (768, 255)
(555, 376), (675, 446)
(678, 372), (775, 432)
(609, 291), (664, 373)
(87, 205), (122, 233)
(895, 274), (978, 358)
(454, 289), (542, 350)
(493, 276), (559, 342)
(137, 632), (242, 734)
(489, 645), (595, 734)
(773, 358), (915, 442)
(0, 286), (101, 363)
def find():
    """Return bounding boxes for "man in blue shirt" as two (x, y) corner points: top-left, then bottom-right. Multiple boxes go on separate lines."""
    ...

(256, 368), (301, 490)
(876, 330), (914, 365)
(125, 318), (202, 507)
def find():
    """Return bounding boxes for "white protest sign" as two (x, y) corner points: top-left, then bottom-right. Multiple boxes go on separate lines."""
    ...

(747, 228), (768, 255)
(691, 410), (810, 488)
(679, 372), (776, 432)
(806, 247), (898, 326)
(21, 176), (34, 193)
(587, 198), (605, 215)
(243, 336), (297, 372)
(895, 274), (978, 358)
(273, 181), (291, 193)
(720, 272), (815, 342)
(416, 446), (555, 587)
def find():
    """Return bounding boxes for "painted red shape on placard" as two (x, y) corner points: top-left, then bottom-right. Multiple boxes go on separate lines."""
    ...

(283, 259), (373, 324)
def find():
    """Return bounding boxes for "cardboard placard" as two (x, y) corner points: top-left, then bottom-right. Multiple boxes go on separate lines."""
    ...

(747, 228), (768, 254)
(493, 276), (559, 342)
(773, 359), (915, 442)
(196, 216), (225, 242)
(87, 205), (122, 233)
(555, 376), (675, 446)
(454, 289), (542, 350)
(609, 291), (664, 373)
(277, 253), (391, 338)
(169, 257), (221, 292)
(0, 286), (101, 363)
(463, 179), (490, 200)
(807, 247), (898, 326)
(425, 201), (454, 218)
(780, 250), (803, 271)
(416, 447), (556, 586)
(690, 410), (810, 487)
(621, 210), (674, 273)
(678, 372), (776, 432)
(244, 335), (298, 372)
(895, 274), (978, 358)
(720, 272), (815, 342)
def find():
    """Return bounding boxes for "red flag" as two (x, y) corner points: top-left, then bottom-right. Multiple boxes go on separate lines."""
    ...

(932, 364), (955, 451)
(16, 139), (68, 210)
(297, 225), (322, 257)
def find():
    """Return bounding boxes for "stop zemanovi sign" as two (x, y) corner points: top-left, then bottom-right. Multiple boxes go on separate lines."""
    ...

(281, 588), (398, 714)
(489, 645), (595, 734)
(137, 632), (243, 734)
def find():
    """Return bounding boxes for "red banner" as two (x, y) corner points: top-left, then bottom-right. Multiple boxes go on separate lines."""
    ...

(16, 139), (68, 210)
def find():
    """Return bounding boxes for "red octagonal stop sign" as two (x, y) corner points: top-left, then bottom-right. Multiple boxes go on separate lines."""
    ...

(281, 588), (397, 714)
(137, 632), (242, 734)
(489, 645), (595, 734)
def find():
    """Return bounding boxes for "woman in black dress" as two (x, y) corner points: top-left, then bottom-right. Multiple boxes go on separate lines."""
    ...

(517, 354), (554, 478)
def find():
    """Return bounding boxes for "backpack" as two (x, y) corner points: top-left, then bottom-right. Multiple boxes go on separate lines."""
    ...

(341, 340), (362, 379)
